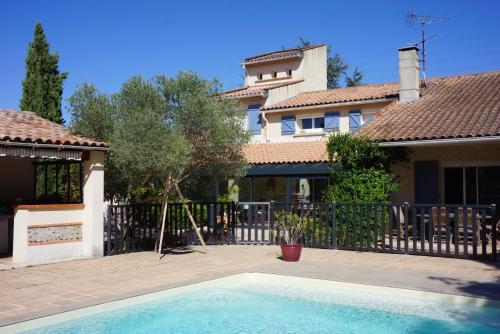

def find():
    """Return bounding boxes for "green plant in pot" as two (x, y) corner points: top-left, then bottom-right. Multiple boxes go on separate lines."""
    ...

(274, 210), (308, 262)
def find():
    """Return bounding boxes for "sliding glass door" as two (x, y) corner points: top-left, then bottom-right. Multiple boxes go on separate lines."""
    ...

(291, 176), (329, 202)
(444, 166), (500, 207)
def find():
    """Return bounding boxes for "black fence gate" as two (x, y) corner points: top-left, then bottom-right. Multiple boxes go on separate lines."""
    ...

(105, 201), (498, 260)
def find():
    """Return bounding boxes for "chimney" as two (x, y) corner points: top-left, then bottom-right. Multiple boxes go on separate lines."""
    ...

(398, 46), (420, 104)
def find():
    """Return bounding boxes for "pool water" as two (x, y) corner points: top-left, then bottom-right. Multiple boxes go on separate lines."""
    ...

(6, 273), (500, 334)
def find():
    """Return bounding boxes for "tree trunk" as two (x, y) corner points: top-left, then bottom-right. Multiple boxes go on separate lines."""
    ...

(174, 183), (206, 248)
(157, 179), (172, 259)
(155, 179), (172, 252)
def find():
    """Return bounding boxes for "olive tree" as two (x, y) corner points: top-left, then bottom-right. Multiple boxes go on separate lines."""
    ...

(110, 72), (250, 254)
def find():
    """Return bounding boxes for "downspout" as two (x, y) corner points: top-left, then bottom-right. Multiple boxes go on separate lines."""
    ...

(261, 110), (269, 142)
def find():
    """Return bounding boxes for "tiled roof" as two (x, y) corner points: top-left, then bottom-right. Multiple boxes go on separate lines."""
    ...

(359, 71), (500, 142)
(0, 109), (108, 148)
(243, 140), (327, 164)
(243, 44), (325, 66)
(263, 82), (399, 110)
(222, 80), (303, 98)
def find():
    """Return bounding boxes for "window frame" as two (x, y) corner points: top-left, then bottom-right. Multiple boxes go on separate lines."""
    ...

(443, 164), (500, 206)
(33, 160), (84, 204)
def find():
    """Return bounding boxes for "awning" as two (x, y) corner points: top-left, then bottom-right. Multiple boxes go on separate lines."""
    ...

(0, 146), (82, 160)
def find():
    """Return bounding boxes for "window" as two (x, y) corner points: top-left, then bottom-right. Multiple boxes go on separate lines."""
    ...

(362, 110), (376, 125)
(300, 116), (324, 132)
(302, 118), (313, 129)
(272, 71), (278, 78)
(444, 166), (500, 207)
(257, 73), (263, 80)
(34, 161), (83, 204)
(287, 69), (292, 76)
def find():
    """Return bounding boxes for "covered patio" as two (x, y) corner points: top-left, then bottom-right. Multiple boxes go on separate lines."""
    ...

(0, 109), (107, 266)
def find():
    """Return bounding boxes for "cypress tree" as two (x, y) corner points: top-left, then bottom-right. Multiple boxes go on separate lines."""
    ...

(20, 22), (68, 124)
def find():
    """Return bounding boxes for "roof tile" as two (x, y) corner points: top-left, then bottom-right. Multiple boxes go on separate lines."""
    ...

(243, 140), (327, 164)
(359, 71), (500, 142)
(243, 44), (325, 65)
(263, 82), (399, 110)
(0, 109), (107, 148)
(222, 80), (303, 98)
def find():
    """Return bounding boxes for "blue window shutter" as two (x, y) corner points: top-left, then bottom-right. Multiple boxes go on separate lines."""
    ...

(281, 116), (295, 135)
(324, 112), (340, 131)
(349, 110), (361, 132)
(247, 104), (261, 135)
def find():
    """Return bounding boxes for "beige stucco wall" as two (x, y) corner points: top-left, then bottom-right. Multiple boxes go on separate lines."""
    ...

(299, 46), (327, 92)
(263, 101), (391, 142)
(246, 59), (302, 86)
(244, 45), (327, 92)
(264, 81), (304, 108)
(391, 143), (500, 203)
(0, 157), (34, 204)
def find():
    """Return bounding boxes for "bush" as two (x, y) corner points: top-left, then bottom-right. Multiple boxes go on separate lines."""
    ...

(324, 133), (407, 203)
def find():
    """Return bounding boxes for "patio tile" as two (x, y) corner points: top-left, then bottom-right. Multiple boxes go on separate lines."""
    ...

(0, 246), (498, 327)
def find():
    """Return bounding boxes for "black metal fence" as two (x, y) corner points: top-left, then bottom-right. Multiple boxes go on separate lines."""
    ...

(104, 202), (235, 255)
(104, 201), (498, 260)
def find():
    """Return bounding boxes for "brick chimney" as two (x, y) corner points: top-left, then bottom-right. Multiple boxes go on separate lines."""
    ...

(398, 46), (420, 104)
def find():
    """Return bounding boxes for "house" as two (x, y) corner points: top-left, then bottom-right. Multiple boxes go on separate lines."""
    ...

(222, 45), (500, 207)
(0, 109), (107, 266)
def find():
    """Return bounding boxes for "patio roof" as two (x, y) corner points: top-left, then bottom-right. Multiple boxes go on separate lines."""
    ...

(243, 140), (327, 165)
(0, 109), (108, 150)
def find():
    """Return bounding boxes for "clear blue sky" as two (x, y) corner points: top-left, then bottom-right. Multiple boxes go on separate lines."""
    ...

(1, 0), (499, 123)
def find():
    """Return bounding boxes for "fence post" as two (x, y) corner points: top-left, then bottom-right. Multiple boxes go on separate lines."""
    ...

(492, 204), (497, 261)
(403, 202), (409, 255)
(106, 204), (112, 256)
(332, 202), (337, 250)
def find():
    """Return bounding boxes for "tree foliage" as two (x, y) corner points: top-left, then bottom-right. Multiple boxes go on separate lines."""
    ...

(20, 22), (67, 124)
(345, 67), (363, 87)
(68, 83), (127, 200)
(68, 72), (249, 202)
(324, 133), (408, 203)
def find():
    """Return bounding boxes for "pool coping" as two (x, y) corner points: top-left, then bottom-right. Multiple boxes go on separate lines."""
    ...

(2, 272), (500, 333)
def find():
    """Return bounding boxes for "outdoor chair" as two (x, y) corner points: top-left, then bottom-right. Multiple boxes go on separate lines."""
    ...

(454, 208), (481, 245)
(431, 207), (448, 243)
(392, 206), (416, 241)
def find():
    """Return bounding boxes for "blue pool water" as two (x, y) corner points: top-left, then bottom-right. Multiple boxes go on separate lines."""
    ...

(12, 274), (500, 334)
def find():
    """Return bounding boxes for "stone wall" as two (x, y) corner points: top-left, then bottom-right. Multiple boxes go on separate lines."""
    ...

(28, 222), (82, 245)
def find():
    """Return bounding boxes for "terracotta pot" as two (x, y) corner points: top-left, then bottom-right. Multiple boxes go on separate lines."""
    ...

(280, 243), (303, 262)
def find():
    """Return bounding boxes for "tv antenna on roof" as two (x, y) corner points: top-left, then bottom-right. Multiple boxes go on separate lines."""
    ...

(406, 9), (449, 80)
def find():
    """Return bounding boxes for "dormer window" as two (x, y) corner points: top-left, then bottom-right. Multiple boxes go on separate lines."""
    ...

(257, 73), (263, 80)
(287, 69), (292, 76)
(272, 71), (278, 78)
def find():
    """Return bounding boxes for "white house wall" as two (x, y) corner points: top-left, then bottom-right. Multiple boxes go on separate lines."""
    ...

(11, 151), (105, 266)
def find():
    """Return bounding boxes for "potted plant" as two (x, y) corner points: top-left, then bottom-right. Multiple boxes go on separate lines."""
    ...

(274, 210), (308, 262)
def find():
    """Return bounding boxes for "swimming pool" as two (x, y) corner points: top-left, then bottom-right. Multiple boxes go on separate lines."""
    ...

(3, 273), (500, 333)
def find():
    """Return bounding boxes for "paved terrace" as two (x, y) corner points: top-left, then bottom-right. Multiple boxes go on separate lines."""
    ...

(0, 246), (499, 327)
